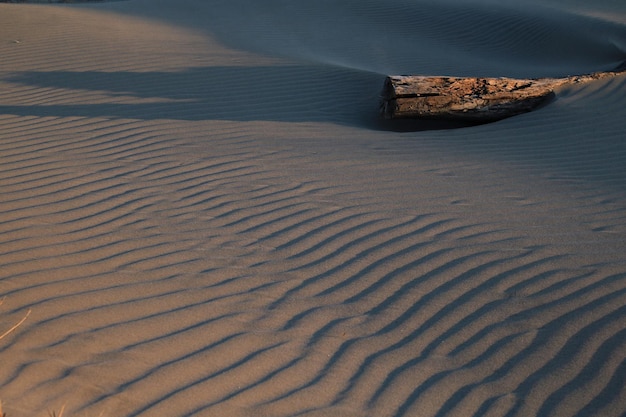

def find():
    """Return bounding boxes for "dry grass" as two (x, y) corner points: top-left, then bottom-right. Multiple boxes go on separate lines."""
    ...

(1, 300), (33, 417)
(0, 302), (93, 417)
(0, 298), (31, 342)
(47, 405), (65, 417)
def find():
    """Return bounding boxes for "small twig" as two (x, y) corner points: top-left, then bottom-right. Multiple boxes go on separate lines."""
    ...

(48, 404), (66, 417)
(0, 309), (32, 341)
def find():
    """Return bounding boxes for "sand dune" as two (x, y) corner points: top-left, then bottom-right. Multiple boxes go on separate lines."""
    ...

(1, 1), (625, 417)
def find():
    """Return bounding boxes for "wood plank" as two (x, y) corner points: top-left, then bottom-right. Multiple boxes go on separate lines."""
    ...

(380, 62), (626, 122)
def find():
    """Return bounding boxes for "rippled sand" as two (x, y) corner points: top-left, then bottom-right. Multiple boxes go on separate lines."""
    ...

(1, 1), (625, 416)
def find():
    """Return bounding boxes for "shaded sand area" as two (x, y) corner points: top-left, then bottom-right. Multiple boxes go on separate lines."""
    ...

(1, 1), (626, 416)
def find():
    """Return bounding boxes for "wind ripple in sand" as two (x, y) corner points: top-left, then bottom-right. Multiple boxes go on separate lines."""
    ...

(2, 112), (625, 416)
(1, 2), (626, 417)
(134, 0), (626, 76)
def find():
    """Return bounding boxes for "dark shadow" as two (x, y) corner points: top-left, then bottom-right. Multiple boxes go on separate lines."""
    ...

(0, 1), (125, 3)
(373, 118), (482, 132)
(1, 66), (474, 131)
(3, 67), (626, 187)
(90, 0), (626, 79)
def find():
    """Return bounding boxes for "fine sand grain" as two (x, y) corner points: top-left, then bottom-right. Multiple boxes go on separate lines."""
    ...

(1, 1), (625, 416)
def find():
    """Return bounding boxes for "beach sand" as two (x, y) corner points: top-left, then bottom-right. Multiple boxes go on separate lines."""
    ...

(1, 1), (625, 416)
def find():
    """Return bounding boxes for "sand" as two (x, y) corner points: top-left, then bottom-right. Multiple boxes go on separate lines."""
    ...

(1, 1), (625, 416)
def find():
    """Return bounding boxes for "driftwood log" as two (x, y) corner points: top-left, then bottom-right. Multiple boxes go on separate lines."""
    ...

(381, 63), (626, 122)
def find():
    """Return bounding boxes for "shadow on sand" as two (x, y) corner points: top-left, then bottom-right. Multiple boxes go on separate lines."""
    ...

(1, 65), (479, 131)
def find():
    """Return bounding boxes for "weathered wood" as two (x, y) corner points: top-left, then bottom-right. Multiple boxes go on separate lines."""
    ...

(381, 63), (626, 122)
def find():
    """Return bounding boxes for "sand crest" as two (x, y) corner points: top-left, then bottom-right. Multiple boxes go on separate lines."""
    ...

(1, 1), (625, 416)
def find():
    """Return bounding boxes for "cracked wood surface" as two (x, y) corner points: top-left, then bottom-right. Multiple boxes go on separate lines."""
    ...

(380, 62), (626, 122)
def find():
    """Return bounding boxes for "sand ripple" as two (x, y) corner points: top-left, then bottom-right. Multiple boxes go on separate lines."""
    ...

(1, 2), (625, 417)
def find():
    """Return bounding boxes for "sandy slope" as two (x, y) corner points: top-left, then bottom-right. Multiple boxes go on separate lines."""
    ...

(1, 1), (625, 416)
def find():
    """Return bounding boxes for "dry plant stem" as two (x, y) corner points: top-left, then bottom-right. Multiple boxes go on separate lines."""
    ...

(48, 404), (66, 417)
(0, 309), (32, 341)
